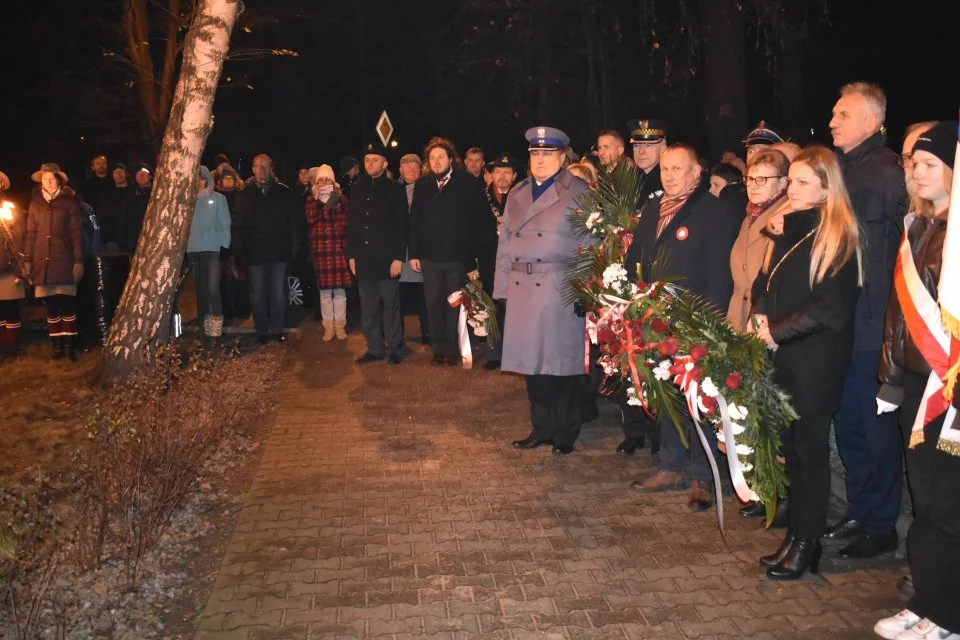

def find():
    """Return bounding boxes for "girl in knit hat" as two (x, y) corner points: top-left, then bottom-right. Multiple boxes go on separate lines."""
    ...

(305, 165), (352, 340)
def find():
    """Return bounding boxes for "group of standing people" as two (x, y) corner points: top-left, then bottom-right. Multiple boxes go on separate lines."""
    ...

(483, 82), (957, 640)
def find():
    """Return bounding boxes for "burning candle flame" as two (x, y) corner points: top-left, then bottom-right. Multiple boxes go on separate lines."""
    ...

(0, 201), (14, 221)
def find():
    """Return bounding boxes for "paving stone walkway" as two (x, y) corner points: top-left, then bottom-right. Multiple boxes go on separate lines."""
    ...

(196, 323), (905, 640)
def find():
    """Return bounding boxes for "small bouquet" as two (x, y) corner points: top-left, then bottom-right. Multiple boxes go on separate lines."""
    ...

(457, 279), (500, 347)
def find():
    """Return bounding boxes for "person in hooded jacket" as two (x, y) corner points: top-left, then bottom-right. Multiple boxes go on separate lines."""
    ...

(187, 166), (231, 339)
(24, 163), (84, 360)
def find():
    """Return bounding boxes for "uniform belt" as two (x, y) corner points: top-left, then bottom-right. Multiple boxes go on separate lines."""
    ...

(509, 261), (567, 274)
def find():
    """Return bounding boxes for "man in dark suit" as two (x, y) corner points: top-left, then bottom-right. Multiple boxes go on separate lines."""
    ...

(347, 144), (409, 365)
(408, 137), (491, 366)
(624, 143), (740, 511)
(480, 153), (517, 370)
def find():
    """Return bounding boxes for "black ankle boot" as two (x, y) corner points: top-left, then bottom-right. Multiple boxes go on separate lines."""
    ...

(767, 538), (821, 580)
(51, 336), (64, 360)
(760, 530), (795, 567)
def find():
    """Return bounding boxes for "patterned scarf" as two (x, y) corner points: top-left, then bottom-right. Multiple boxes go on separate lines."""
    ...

(745, 187), (787, 225)
(656, 178), (701, 238)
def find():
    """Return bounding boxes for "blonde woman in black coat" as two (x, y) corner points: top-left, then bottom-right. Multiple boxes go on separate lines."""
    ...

(751, 145), (863, 579)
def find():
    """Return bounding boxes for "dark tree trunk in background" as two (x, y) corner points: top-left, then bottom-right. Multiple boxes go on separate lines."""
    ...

(100, 0), (240, 384)
(775, 1), (806, 141)
(123, 0), (186, 157)
(697, 0), (747, 161)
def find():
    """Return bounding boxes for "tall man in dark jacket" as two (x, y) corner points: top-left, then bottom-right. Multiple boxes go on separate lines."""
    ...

(408, 137), (491, 366)
(625, 143), (740, 511)
(823, 82), (908, 558)
(347, 145), (408, 365)
(231, 154), (299, 344)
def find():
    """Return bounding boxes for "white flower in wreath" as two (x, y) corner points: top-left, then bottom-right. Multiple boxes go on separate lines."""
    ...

(601, 263), (628, 291)
(735, 444), (754, 456)
(587, 322), (598, 345)
(648, 189), (664, 200)
(727, 403), (749, 421)
(601, 359), (619, 376)
(741, 462), (754, 472)
(716, 431), (726, 444)
(701, 377), (720, 398)
(729, 422), (745, 436)
(653, 359), (672, 381)
(626, 386), (643, 407)
(585, 211), (602, 232)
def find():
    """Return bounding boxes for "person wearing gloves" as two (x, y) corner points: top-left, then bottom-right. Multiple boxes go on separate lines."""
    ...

(873, 121), (960, 640)
(187, 166), (231, 340)
(24, 163), (84, 360)
(305, 164), (352, 341)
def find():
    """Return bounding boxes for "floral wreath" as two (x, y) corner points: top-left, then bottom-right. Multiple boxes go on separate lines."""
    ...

(567, 163), (794, 525)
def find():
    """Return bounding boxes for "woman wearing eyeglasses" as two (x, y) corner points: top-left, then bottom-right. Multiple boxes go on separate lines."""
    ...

(727, 149), (790, 332)
(751, 145), (863, 579)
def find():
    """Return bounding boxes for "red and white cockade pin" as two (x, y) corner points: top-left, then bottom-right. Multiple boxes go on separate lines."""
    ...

(676, 226), (689, 241)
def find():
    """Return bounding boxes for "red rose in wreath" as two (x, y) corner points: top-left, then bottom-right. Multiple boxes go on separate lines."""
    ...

(725, 371), (743, 390)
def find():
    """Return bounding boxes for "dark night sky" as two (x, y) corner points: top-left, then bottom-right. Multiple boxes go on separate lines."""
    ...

(1, 0), (958, 195)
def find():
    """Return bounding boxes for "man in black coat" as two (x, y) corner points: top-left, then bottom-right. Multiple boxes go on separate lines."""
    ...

(625, 143), (740, 511)
(479, 153), (516, 370)
(347, 144), (408, 365)
(822, 82), (907, 558)
(231, 154), (299, 344)
(408, 137), (490, 366)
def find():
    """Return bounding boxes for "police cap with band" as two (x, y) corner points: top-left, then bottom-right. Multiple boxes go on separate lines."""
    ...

(627, 118), (669, 144)
(526, 126), (570, 151)
(743, 120), (785, 147)
(360, 142), (388, 159)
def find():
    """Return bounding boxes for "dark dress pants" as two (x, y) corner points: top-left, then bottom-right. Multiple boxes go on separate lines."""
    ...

(422, 259), (465, 358)
(659, 411), (718, 483)
(358, 278), (402, 357)
(902, 371), (960, 633)
(781, 412), (833, 539)
(833, 350), (903, 534)
(248, 261), (286, 336)
(622, 404), (655, 443)
(525, 374), (585, 448)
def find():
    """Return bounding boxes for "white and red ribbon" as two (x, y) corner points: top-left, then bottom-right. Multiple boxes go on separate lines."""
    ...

(447, 290), (473, 369)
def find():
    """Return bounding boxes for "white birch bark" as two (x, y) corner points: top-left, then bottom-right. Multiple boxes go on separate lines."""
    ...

(100, 0), (240, 383)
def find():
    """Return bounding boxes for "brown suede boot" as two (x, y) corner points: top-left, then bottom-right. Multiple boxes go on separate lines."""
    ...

(334, 319), (347, 340)
(322, 320), (335, 342)
(688, 481), (714, 512)
(630, 469), (688, 493)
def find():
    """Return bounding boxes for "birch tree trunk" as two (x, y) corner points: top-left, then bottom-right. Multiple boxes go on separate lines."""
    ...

(99, 0), (240, 384)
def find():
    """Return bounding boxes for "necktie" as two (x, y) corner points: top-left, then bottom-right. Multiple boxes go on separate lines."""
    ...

(437, 175), (450, 192)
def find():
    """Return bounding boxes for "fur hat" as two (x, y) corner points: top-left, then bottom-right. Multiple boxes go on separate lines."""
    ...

(0, 171), (9, 191)
(31, 163), (69, 184)
(912, 121), (958, 170)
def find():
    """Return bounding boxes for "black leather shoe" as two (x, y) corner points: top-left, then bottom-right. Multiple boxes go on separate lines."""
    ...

(767, 538), (821, 580)
(822, 517), (865, 540)
(552, 444), (574, 455)
(740, 502), (766, 518)
(355, 352), (384, 365)
(513, 436), (551, 449)
(839, 530), (898, 559)
(483, 359), (501, 370)
(387, 353), (403, 365)
(760, 530), (796, 568)
(431, 354), (445, 366)
(256, 335), (269, 346)
(443, 354), (459, 367)
(616, 439), (640, 455)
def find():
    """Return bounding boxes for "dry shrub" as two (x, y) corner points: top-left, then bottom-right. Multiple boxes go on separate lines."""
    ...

(74, 345), (279, 587)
